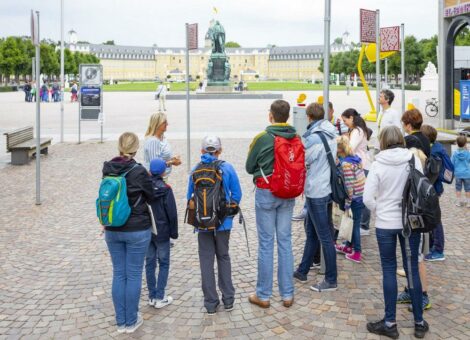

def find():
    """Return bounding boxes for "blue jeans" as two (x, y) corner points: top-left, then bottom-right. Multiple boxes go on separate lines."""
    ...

(105, 229), (151, 327)
(346, 200), (364, 252)
(255, 188), (295, 300)
(145, 237), (170, 300)
(455, 177), (470, 192)
(375, 228), (423, 323)
(360, 170), (371, 230)
(298, 195), (337, 284)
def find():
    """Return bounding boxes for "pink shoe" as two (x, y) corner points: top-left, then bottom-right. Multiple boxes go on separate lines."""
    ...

(335, 244), (352, 255)
(345, 251), (361, 263)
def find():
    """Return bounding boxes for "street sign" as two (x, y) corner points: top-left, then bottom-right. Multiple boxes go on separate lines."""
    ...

(78, 64), (103, 123)
(380, 26), (400, 52)
(187, 23), (198, 50)
(461, 80), (470, 120)
(80, 64), (102, 86)
(360, 9), (376, 43)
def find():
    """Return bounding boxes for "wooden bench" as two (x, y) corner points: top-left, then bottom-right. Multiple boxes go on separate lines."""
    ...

(4, 126), (52, 165)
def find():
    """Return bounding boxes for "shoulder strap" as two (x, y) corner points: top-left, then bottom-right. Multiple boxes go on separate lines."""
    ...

(410, 134), (425, 151)
(314, 131), (336, 171)
(122, 163), (140, 177)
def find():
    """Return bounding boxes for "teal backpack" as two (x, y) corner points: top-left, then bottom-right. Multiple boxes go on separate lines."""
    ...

(96, 164), (139, 227)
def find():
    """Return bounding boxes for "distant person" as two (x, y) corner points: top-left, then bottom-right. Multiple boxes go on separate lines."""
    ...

(378, 89), (401, 134)
(145, 158), (178, 310)
(24, 82), (32, 102)
(156, 82), (167, 111)
(246, 100), (299, 308)
(31, 82), (36, 102)
(143, 112), (181, 177)
(41, 83), (49, 102)
(71, 82), (78, 102)
(101, 132), (154, 334)
(364, 126), (429, 339)
(187, 136), (242, 315)
(452, 135), (470, 207)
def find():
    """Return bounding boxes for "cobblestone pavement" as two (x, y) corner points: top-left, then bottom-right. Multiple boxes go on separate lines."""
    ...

(0, 139), (469, 339)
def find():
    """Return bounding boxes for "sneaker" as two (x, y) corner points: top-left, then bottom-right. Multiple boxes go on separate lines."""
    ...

(126, 313), (143, 333)
(117, 325), (126, 334)
(366, 319), (399, 339)
(148, 298), (156, 306)
(345, 251), (361, 263)
(206, 301), (220, 315)
(408, 294), (432, 312)
(335, 244), (352, 255)
(293, 270), (307, 282)
(154, 296), (173, 309)
(310, 262), (321, 270)
(310, 280), (337, 292)
(424, 251), (445, 262)
(292, 209), (307, 221)
(414, 320), (429, 338)
(397, 288), (412, 304)
(360, 228), (370, 236)
(456, 201), (464, 207)
(224, 302), (234, 312)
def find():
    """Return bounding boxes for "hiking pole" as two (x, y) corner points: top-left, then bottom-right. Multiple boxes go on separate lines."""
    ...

(238, 209), (251, 257)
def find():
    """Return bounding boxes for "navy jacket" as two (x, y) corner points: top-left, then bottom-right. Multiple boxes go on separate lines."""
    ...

(431, 142), (447, 196)
(149, 175), (178, 242)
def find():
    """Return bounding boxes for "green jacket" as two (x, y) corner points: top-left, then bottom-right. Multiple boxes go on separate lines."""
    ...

(245, 123), (298, 182)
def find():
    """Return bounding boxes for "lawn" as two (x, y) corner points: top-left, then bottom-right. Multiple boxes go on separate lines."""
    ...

(100, 81), (356, 92)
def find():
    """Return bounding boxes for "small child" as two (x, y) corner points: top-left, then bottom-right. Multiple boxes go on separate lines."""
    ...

(452, 136), (470, 207)
(335, 135), (366, 263)
(146, 158), (178, 308)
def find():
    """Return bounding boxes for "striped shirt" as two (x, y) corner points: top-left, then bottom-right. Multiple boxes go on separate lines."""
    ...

(341, 160), (366, 209)
(143, 136), (173, 175)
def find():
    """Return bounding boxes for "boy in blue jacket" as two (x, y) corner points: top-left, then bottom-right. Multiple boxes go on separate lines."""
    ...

(145, 158), (178, 309)
(421, 125), (449, 261)
(452, 135), (470, 207)
(187, 136), (242, 315)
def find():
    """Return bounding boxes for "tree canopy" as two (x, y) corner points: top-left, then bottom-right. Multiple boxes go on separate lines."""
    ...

(225, 41), (241, 48)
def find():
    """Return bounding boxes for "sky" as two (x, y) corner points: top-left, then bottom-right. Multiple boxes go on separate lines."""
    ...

(0, 0), (439, 47)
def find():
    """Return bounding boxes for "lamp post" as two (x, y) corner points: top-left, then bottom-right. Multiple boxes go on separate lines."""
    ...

(323, 0), (331, 118)
(60, 0), (64, 143)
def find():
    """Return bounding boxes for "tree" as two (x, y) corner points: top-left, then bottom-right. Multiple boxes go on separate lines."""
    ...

(103, 40), (115, 45)
(455, 26), (470, 46)
(333, 37), (343, 44)
(40, 42), (60, 77)
(225, 41), (241, 48)
(0, 37), (24, 82)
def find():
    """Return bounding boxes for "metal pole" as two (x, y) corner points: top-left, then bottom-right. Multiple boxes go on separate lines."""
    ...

(32, 57), (35, 83)
(322, 0), (331, 118)
(375, 9), (380, 116)
(35, 11), (41, 205)
(60, 0), (64, 143)
(385, 58), (388, 87)
(438, 0), (446, 128)
(401, 23), (405, 114)
(185, 23), (191, 172)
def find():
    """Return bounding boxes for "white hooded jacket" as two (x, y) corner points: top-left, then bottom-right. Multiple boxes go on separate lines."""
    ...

(363, 148), (423, 229)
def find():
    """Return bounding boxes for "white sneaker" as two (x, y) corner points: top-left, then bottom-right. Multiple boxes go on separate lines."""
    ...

(154, 296), (173, 309)
(148, 298), (156, 306)
(456, 201), (464, 207)
(117, 325), (126, 334)
(360, 228), (370, 236)
(126, 313), (143, 333)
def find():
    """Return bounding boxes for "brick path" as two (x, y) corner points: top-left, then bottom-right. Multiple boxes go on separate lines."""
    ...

(0, 139), (469, 339)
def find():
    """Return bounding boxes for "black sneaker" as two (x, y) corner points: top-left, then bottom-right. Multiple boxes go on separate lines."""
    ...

(366, 319), (399, 339)
(293, 270), (307, 282)
(414, 320), (429, 338)
(224, 303), (234, 312)
(206, 302), (220, 315)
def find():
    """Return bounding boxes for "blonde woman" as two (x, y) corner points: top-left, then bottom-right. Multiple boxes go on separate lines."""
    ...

(103, 132), (154, 333)
(144, 112), (181, 176)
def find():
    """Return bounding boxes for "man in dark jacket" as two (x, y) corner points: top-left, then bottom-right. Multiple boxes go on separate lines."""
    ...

(145, 158), (178, 309)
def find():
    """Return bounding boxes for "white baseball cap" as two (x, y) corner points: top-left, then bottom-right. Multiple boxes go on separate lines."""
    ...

(201, 135), (222, 152)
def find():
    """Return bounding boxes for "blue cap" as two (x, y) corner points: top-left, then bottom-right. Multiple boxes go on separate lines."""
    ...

(150, 158), (166, 175)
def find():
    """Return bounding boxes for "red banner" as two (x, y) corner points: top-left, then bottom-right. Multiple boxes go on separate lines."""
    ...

(187, 23), (198, 50)
(360, 9), (376, 43)
(380, 26), (400, 52)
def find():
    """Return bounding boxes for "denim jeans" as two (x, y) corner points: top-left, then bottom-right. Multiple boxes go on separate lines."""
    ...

(375, 228), (423, 323)
(431, 222), (445, 253)
(145, 237), (170, 300)
(255, 188), (295, 300)
(298, 195), (337, 284)
(105, 228), (151, 327)
(360, 170), (371, 230)
(345, 200), (364, 252)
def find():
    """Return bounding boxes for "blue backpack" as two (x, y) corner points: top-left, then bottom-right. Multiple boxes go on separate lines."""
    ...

(438, 150), (454, 184)
(96, 164), (139, 227)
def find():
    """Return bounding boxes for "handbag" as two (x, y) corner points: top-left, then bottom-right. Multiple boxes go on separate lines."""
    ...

(338, 210), (353, 242)
(315, 132), (349, 209)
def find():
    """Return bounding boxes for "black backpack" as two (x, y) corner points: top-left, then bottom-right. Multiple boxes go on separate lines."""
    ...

(409, 135), (441, 184)
(185, 160), (227, 231)
(402, 155), (441, 234)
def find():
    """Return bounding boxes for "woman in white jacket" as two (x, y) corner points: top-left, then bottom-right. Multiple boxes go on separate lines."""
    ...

(363, 126), (429, 339)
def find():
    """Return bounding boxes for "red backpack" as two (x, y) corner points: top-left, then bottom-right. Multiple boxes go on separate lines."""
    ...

(261, 135), (306, 198)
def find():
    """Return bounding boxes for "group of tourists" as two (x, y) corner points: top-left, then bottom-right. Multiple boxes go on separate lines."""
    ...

(23, 81), (62, 102)
(97, 91), (469, 337)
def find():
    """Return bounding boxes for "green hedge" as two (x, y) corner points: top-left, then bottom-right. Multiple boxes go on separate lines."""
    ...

(0, 86), (16, 92)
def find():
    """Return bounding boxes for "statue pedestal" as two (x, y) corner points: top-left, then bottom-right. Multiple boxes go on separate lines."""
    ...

(204, 85), (233, 93)
(207, 54), (230, 86)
